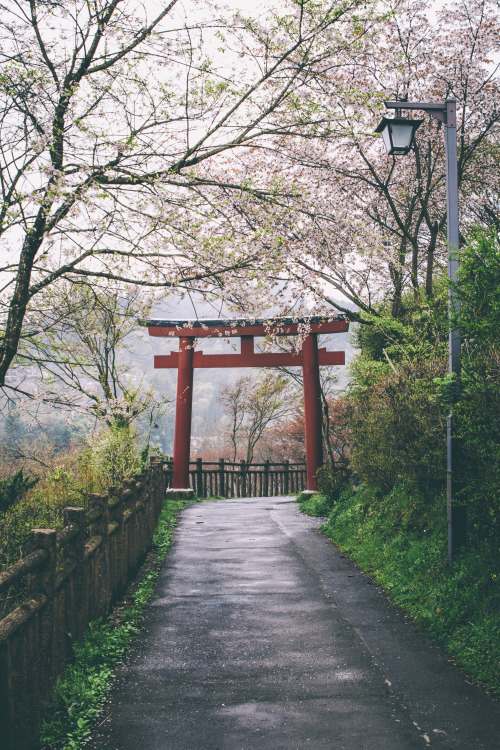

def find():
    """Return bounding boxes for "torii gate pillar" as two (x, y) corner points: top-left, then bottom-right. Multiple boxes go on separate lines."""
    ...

(172, 336), (195, 489)
(302, 333), (323, 491)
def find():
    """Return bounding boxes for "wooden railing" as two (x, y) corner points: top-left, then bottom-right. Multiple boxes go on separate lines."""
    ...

(165, 458), (307, 497)
(0, 458), (166, 750)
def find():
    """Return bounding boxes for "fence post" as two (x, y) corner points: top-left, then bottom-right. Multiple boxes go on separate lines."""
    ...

(90, 494), (110, 617)
(144, 467), (155, 543)
(151, 458), (164, 516)
(284, 459), (290, 495)
(28, 528), (57, 600)
(240, 460), (246, 497)
(196, 457), (203, 497)
(107, 487), (123, 600)
(263, 460), (270, 497)
(29, 529), (57, 729)
(165, 459), (173, 489)
(64, 508), (87, 641)
(133, 472), (147, 560)
(219, 459), (225, 497)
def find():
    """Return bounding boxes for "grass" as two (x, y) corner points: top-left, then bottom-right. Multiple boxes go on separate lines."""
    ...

(40, 496), (198, 750)
(295, 490), (335, 517)
(300, 484), (500, 696)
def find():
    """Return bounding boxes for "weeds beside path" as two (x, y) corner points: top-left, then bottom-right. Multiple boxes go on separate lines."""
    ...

(299, 488), (500, 697)
(40, 496), (196, 750)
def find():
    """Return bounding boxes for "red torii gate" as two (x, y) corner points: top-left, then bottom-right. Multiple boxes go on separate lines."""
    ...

(146, 316), (349, 492)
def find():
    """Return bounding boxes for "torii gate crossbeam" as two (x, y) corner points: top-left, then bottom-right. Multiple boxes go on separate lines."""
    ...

(146, 317), (349, 492)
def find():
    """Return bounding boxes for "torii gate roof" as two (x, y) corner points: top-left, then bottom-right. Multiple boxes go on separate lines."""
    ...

(145, 315), (349, 338)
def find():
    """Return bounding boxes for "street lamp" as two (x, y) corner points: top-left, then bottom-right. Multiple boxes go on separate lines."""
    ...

(374, 108), (423, 155)
(375, 98), (466, 560)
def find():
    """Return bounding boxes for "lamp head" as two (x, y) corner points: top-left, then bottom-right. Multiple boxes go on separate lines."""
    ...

(375, 115), (423, 155)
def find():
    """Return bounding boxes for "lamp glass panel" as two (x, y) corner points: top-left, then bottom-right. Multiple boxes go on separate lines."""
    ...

(389, 122), (414, 151)
(380, 125), (392, 154)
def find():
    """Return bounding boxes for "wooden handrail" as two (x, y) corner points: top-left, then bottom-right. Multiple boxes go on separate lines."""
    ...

(179, 458), (307, 498)
(0, 549), (49, 592)
(185, 460), (306, 468)
(0, 459), (167, 750)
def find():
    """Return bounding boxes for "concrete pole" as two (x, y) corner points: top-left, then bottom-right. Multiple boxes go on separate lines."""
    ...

(445, 99), (466, 558)
(302, 333), (323, 491)
(172, 336), (195, 489)
(382, 98), (466, 559)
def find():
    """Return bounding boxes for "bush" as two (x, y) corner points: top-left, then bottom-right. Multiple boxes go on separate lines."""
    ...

(454, 230), (500, 350)
(316, 462), (350, 502)
(86, 424), (142, 488)
(344, 235), (500, 546)
(353, 281), (448, 364)
(347, 284), (449, 497)
(451, 230), (500, 541)
(348, 357), (447, 495)
(0, 470), (39, 514)
(298, 492), (332, 517)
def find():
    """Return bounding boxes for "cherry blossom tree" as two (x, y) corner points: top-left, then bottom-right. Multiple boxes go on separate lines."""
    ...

(0, 0), (374, 393)
(296, 0), (499, 319)
(18, 281), (169, 426)
(256, 407), (307, 462)
(214, 0), (499, 322)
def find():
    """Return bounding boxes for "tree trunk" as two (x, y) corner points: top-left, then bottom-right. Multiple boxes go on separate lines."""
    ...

(411, 240), (419, 297)
(0, 230), (45, 386)
(425, 224), (439, 298)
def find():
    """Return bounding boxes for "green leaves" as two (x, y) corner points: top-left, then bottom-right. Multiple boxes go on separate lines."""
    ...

(430, 372), (460, 410)
(0, 469), (39, 514)
(353, 283), (449, 364)
(454, 230), (500, 357)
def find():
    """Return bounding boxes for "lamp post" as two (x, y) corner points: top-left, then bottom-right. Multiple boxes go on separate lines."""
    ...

(375, 98), (466, 560)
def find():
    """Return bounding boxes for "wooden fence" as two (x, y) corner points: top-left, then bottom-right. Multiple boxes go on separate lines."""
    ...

(0, 458), (166, 750)
(165, 459), (307, 498)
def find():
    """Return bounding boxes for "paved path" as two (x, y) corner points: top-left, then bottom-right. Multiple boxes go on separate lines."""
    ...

(86, 497), (500, 750)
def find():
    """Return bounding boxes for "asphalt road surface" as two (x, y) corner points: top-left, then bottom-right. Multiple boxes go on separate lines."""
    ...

(85, 496), (500, 750)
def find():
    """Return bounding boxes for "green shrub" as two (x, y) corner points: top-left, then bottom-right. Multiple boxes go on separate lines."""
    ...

(451, 230), (500, 541)
(0, 470), (39, 514)
(353, 281), (448, 364)
(0, 426), (143, 578)
(86, 424), (142, 488)
(316, 462), (350, 503)
(348, 357), (447, 495)
(454, 230), (500, 350)
(344, 235), (500, 546)
(298, 492), (335, 517)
